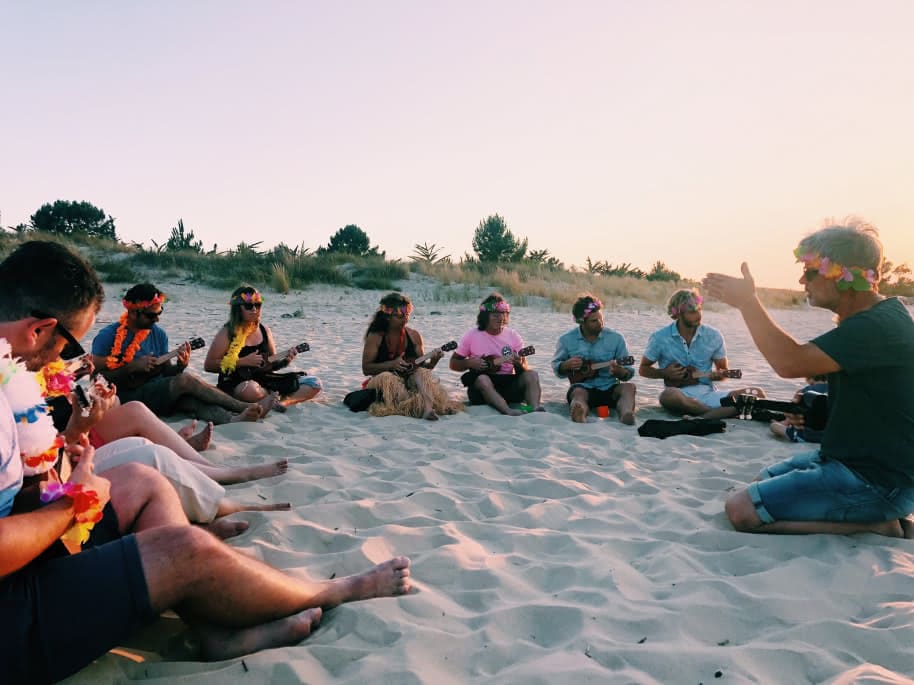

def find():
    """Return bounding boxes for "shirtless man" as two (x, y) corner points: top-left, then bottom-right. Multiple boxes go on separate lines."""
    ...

(91, 283), (274, 423)
(639, 288), (764, 418)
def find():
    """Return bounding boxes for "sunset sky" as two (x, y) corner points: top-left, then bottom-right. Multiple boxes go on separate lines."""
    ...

(2, 2), (912, 288)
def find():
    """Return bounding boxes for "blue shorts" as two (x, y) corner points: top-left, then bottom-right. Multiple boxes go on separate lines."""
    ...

(0, 532), (155, 684)
(679, 384), (731, 407)
(748, 450), (914, 524)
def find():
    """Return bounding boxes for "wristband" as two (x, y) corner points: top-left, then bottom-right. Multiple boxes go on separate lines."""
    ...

(39, 481), (104, 545)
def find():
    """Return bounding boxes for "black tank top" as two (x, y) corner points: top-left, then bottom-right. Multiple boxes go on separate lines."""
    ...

(374, 329), (417, 363)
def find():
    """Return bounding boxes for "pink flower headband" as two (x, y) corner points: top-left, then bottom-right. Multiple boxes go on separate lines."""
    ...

(123, 293), (165, 310)
(480, 301), (511, 313)
(575, 298), (602, 324)
(668, 294), (703, 318)
(380, 303), (413, 316)
(231, 291), (263, 305)
(793, 248), (878, 292)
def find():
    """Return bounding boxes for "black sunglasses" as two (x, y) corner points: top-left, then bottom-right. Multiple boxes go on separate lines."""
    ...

(30, 310), (85, 360)
(803, 268), (819, 282)
(241, 303), (262, 311)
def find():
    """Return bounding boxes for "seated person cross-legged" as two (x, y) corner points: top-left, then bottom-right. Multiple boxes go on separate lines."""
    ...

(639, 287), (765, 419)
(361, 292), (462, 421)
(449, 292), (543, 416)
(204, 286), (322, 410)
(552, 293), (637, 424)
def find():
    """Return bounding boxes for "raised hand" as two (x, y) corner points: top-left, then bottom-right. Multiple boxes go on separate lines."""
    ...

(703, 262), (757, 309)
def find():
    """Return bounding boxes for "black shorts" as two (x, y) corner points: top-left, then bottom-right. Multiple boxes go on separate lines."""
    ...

(0, 532), (155, 684)
(462, 372), (527, 405)
(118, 375), (176, 415)
(566, 384), (621, 408)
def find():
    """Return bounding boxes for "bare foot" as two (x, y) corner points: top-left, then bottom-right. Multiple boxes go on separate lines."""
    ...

(901, 518), (914, 539)
(198, 607), (323, 661)
(203, 519), (250, 540)
(211, 460), (289, 485)
(218, 500), (292, 516)
(504, 409), (524, 416)
(570, 400), (588, 423)
(620, 411), (636, 426)
(231, 405), (262, 423)
(422, 409), (439, 421)
(534, 405), (546, 412)
(185, 421), (214, 451)
(323, 557), (411, 607)
(255, 392), (281, 418)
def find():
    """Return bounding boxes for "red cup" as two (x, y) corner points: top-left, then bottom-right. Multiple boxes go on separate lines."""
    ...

(597, 405), (610, 418)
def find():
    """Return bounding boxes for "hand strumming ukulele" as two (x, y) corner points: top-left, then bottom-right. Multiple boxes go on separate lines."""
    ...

(481, 345), (535, 373)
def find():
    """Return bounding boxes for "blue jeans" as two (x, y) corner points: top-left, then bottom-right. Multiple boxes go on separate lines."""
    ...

(748, 451), (914, 524)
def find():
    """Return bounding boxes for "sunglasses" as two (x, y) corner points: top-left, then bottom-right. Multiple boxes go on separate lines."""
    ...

(241, 303), (262, 311)
(803, 268), (819, 282)
(30, 309), (85, 360)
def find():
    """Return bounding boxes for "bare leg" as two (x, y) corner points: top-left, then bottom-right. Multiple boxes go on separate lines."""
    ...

(569, 387), (589, 423)
(613, 383), (637, 425)
(104, 463), (191, 532)
(518, 370), (543, 410)
(234, 382), (286, 414)
(473, 376), (521, 416)
(196, 459), (289, 485)
(412, 371), (439, 420)
(216, 500), (291, 516)
(184, 421), (214, 452)
(659, 388), (712, 416)
(139, 525), (411, 625)
(281, 383), (321, 408)
(170, 373), (274, 418)
(196, 608), (324, 660)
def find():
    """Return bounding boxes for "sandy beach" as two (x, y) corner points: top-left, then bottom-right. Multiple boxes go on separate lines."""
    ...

(61, 279), (914, 684)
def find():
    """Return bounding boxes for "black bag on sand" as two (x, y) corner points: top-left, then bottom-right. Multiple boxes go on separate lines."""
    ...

(637, 418), (727, 439)
(343, 388), (379, 412)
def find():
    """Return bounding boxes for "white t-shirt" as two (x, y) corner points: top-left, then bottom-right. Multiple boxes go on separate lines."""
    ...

(0, 390), (23, 518)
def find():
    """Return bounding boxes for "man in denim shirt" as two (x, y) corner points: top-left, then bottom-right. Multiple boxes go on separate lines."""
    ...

(639, 288), (764, 418)
(553, 294), (637, 424)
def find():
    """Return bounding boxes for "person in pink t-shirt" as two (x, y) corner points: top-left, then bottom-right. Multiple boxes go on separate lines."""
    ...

(449, 292), (543, 415)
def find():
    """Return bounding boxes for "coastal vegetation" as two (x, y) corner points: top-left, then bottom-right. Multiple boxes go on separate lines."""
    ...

(4, 201), (911, 310)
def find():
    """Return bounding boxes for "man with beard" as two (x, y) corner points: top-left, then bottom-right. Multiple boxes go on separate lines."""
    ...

(92, 283), (273, 423)
(0, 241), (412, 683)
(552, 293), (637, 424)
(639, 287), (764, 418)
(704, 218), (914, 537)
(450, 292), (543, 415)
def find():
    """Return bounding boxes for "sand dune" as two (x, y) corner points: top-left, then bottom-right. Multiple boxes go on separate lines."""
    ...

(62, 282), (914, 684)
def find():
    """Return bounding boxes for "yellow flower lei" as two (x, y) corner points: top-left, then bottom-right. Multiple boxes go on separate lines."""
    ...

(106, 312), (151, 369)
(220, 323), (258, 374)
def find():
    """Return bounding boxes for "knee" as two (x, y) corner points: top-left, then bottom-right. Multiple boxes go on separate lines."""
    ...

(724, 490), (759, 532)
(525, 370), (540, 383)
(123, 401), (153, 421)
(658, 388), (679, 406)
(474, 375), (495, 391)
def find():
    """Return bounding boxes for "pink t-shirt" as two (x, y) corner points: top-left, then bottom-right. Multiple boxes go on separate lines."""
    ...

(456, 327), (524, 375)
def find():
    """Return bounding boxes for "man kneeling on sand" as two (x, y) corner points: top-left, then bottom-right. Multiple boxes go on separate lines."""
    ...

(552, 294), (636, 424)
(704, 217), (914, 537)
(92, 283), (276, 424)
(0, 241), (412, 683)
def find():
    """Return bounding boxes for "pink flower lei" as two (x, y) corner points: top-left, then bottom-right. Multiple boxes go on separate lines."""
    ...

(230, 291), (263, 305)
(793, 248), (878, 292)
(480, 301), (510, 313)
(669, 295), (703, 318)
(379, 303), (413, 316)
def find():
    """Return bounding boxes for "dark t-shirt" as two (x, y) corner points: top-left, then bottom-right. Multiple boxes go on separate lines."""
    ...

(812, 297), (914, 487)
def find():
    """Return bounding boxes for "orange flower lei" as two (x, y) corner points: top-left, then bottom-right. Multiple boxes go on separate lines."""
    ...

(105, 312), (151, 369)
(220, 323), (258, 374)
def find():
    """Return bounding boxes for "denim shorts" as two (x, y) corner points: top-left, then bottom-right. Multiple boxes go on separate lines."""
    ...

(748, 450), (914, 524)
(679, 384), (731, 407)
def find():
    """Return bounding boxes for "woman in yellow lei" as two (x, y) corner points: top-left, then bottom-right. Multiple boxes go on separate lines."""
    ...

(361, 292), (463, 420)
(204, 286), (322, 408)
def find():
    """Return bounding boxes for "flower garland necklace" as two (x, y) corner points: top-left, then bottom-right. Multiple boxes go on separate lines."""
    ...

(0, 339), (102, 544)
(220, 322), (258, 374)
(106, 312), (151, 369)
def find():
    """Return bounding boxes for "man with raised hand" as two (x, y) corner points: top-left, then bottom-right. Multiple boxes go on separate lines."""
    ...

(0, 241), (411, 683)
(703, 218), (914, 537)
(92, 283), (274, 423)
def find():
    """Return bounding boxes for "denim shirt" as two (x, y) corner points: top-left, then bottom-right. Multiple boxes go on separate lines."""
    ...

(552, 327), (633, 391)
(643, 322), (726, 388)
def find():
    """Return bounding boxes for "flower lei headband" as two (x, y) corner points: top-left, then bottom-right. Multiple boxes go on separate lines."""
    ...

(231, 291), (263, 306)
(122, 293), (165, 311)
(793, 248), (878, 292)
(480, 301), (510, 313)
(575, 298), (602, 324)
(379, 303), (413, 316)
(668, 294), (703, 318)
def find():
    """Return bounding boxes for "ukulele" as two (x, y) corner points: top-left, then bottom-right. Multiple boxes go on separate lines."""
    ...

(238, 342), (310, 380)
(153, 337), (206, 366)
(400, 341), (458, 375)
(481, 345), (535, 373)
(688, 367), (742, 380)
(567, 356), (635, 384)
(62, 355), (94, 380)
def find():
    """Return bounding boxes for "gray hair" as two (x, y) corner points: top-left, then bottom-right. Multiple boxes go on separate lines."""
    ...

(796, 216), (883, 273)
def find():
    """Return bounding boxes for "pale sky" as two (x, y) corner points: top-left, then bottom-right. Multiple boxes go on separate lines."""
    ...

(2, 1), (912, 288)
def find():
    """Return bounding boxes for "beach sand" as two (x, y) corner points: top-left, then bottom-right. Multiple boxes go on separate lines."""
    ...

(61, 281), (914, 684)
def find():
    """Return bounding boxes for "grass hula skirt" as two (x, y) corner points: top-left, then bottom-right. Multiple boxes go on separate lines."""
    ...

(365, 369), (463, 418)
